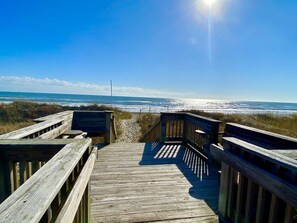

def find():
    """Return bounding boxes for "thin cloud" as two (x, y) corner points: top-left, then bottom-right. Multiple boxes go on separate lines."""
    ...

(190, 37), (198, 45)
(0, 75), (194, 98)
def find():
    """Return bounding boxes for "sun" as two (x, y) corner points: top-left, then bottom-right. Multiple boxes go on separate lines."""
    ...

(204, 0), (217, 7)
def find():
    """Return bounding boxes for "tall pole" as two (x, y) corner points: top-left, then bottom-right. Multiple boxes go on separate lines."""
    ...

(110, 79), (113, 107)
(110, 79), (112, 97)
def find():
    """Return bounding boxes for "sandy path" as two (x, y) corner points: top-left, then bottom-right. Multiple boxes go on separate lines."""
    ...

(116, 114), (141, 143)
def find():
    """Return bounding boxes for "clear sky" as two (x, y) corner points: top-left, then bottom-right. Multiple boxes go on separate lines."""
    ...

(0, 0), (297, 102)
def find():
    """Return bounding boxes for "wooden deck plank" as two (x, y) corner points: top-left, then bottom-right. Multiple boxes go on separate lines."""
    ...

(90, 143), (219, 223)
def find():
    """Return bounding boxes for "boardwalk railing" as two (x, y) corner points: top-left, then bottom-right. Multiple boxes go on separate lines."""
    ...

(0, 111), (73, 140)
(0, 110), (118, 222)
(211, 123), (297, 223)
(143, 112), (221, 156)
(0, 138), (95, 223)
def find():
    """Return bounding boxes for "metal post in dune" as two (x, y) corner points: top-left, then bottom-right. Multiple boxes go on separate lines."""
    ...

(110, 79), (113, 107)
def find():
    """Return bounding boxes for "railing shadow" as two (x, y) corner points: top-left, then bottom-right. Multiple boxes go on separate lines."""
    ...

(139, 142), (219, 214)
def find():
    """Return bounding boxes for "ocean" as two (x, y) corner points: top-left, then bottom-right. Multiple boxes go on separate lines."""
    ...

(1, 91), (297, 114)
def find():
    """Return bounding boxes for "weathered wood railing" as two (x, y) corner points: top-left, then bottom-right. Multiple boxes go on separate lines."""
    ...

(211, 123), (297, 223)
(0, 111), (74, 197)
(182, 112), (221, 155)
(142, 112), (221, 159)
(0, 111), (73, 140)
(0, 139), (67, 202)
(0, 138), (95, 222)
(158, 112), (221, 156)
(0, 109), (118, 222)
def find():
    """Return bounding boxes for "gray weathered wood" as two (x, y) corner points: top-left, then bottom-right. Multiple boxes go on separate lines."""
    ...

(224, 122), (297, 149)
(223, 137), (297, 170)
(0, 119), (64, 139)
(38, 122), (69, 139)
(0, 139), (80, 162)
(0, 138), (91, 223)
(56, 148), (96, 223)
(33, 111), (73, 123)
(217, 161), (231, 219)
(210, 145), (297, 207)
(91, 143), (219, 222)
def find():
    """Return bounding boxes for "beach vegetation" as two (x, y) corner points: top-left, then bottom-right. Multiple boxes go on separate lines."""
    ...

(137, 113), (160, 136)
(185, 110), (297, 138)
(0, 101), (131, 135)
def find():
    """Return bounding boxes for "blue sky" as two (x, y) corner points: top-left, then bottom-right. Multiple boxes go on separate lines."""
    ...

(0, 0), (297, 102)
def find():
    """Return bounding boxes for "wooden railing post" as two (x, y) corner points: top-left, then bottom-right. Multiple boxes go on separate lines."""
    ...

(0, 161), (11, 203)
(160, 114), (167, 143)
(183, 117), (188, 145)
(211, 122), (220, 145)
(217, 161), (231, 219)
(105, 111), (113, 144)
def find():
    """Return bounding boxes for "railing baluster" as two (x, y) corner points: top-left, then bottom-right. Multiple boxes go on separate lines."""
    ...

(19, 162), (25, 184)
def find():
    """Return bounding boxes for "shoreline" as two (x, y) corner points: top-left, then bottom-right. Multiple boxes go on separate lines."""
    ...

(1, 92), (297, 114)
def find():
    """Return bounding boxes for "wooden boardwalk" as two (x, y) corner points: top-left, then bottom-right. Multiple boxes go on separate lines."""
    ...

(90, 143), (219, 222)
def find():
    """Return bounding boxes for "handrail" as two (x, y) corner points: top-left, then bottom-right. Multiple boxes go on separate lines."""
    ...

(56, 147), (96, 222)
(0, 110), (118, 222)
(225, 122), (297, 149)
(141, 112), (221, 157)
(211, 144), (297, 207)
(0, 111), (73, 140)
(34, 111), (73, 123)
(0, 118), (64, 139)
(158, 112), (221, 156)
(210, 123), (297, 223)
(0, 138), (92, 223)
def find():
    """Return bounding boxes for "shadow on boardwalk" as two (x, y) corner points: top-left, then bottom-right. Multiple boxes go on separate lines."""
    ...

(139, 142), (219, 213)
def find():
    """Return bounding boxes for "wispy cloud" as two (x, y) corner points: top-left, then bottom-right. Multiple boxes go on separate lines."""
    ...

(189, 37), (198, 45)
(0, 75), (194, 98)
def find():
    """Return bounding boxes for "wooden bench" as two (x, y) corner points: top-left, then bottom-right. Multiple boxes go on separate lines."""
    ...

(71, 111), (115, 143)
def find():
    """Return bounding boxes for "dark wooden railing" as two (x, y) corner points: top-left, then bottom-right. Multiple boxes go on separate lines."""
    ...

(158, 112), (221, 156)
(211, 123), (297, 223)
(182, 113), (221, 155)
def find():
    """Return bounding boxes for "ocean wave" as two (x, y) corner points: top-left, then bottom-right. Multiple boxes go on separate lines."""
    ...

(1, 91), (297, 114)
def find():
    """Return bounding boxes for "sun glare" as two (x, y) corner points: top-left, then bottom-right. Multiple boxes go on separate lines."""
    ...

(204, 0), (217, 7)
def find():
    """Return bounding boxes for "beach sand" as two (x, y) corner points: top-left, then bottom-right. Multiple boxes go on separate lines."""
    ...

(116, 113), (141, 143)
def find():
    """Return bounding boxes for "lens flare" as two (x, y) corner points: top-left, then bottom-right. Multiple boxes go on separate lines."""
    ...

(204, 0), (217, 7)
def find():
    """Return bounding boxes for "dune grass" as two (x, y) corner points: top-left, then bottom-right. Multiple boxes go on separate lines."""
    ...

(185, 110), (297, 138)
(0, 101), (131, 135)
(0, 121), (35, 135)
(137, 113), (160, 136)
